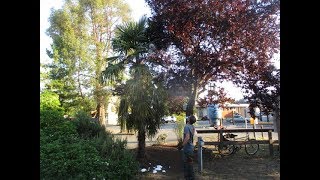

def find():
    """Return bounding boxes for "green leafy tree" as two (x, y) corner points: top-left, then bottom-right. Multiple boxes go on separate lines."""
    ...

(46, 0), (131, 124)
(40, 90), (64, 112)
(102, 17), (167, 159)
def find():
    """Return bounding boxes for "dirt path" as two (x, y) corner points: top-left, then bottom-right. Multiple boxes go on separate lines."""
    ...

(107, 124), (280, 179)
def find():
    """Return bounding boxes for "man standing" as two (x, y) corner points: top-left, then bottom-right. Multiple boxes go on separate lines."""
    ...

(179, 115), (197, 180)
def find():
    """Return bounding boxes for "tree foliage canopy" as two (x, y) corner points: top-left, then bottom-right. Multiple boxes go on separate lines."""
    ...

(146, 0), (280, 114)
(45, 0), (131, 121)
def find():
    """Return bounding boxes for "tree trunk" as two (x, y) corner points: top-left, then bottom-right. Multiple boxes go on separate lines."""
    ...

(186, 80), (199, 117)
(137, 128), (146, 159)
(95, 104), (100, 119)
(95, 91), (106, 126)
(98, 101), (106, 126)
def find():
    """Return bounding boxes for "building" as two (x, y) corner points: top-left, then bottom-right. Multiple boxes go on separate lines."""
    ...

(106, 96), (120, 125)
(90, 96), (120, 125)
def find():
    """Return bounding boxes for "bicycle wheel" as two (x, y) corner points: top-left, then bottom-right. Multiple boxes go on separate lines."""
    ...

(245, 139), (259, 155)
(218, 144), (234, 156)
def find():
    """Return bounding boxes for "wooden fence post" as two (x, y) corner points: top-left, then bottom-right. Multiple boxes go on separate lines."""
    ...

(268, 130), (274, 156)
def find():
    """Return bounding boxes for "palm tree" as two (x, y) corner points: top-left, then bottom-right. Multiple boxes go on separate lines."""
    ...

(102, 17), (167, 160)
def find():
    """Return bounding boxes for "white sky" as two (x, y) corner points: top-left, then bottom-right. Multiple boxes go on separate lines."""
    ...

(40, 0), (279, 101)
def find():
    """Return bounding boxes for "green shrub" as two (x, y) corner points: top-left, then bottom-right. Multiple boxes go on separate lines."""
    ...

(105, 150), (139, 179)
(40, 139), (103, 179)
(40, 108), (139, 179)
(40, 90), (65, 129)
(72, 110), (104, 139)
(40, 109), (64, 129)
(92, 131), (139, 179)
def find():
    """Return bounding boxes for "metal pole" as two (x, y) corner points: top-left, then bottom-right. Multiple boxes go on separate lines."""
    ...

(232, 110), (235, 125)
(197, 137), (203, 172)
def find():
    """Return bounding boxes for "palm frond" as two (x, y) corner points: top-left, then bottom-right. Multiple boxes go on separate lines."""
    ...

(105, 55), (123, 63)
(118, 98), (129, 132)
(101, 61), (125, 84)
(112, 16), (148, 60)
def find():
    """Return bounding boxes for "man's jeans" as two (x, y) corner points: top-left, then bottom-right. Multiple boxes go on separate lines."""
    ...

(182, 149), (195, 180)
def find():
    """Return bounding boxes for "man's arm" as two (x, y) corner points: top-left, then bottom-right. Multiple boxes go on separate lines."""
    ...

(182, 132), (190, 147)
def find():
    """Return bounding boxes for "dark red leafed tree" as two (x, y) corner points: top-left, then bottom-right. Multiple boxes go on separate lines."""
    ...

(197, 87), (235, 109)
(146, 0), (279, 117)
(241, 67), (280, 118)
(167, 96), (188, 114)
(238, 64), (280, 144)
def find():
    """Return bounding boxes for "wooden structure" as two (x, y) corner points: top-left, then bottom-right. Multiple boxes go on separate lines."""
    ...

(196, 128), (277, 154)
(196, 128), (279, 172)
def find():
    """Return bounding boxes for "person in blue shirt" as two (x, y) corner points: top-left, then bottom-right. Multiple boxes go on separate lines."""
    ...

(179, 115), (197, 180)
(207, 104), (223, 129)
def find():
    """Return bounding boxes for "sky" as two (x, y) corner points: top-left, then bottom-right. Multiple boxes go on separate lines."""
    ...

(40, 0), (279, 101)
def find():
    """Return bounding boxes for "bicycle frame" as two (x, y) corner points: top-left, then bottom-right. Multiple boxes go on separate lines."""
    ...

(218, 132), (259, 156)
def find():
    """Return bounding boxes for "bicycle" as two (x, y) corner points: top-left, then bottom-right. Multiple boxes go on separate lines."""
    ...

(217, 132), (259, 156)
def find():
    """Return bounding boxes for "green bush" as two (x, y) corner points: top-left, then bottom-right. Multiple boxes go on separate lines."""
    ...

(40, 108), (139, 179)
(92, 129), (139, 179)
(72, 110), (103, 139)
(40, 139), (104, 179)
(40, 109), (64, 129)
(40, 90), (65, 130)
